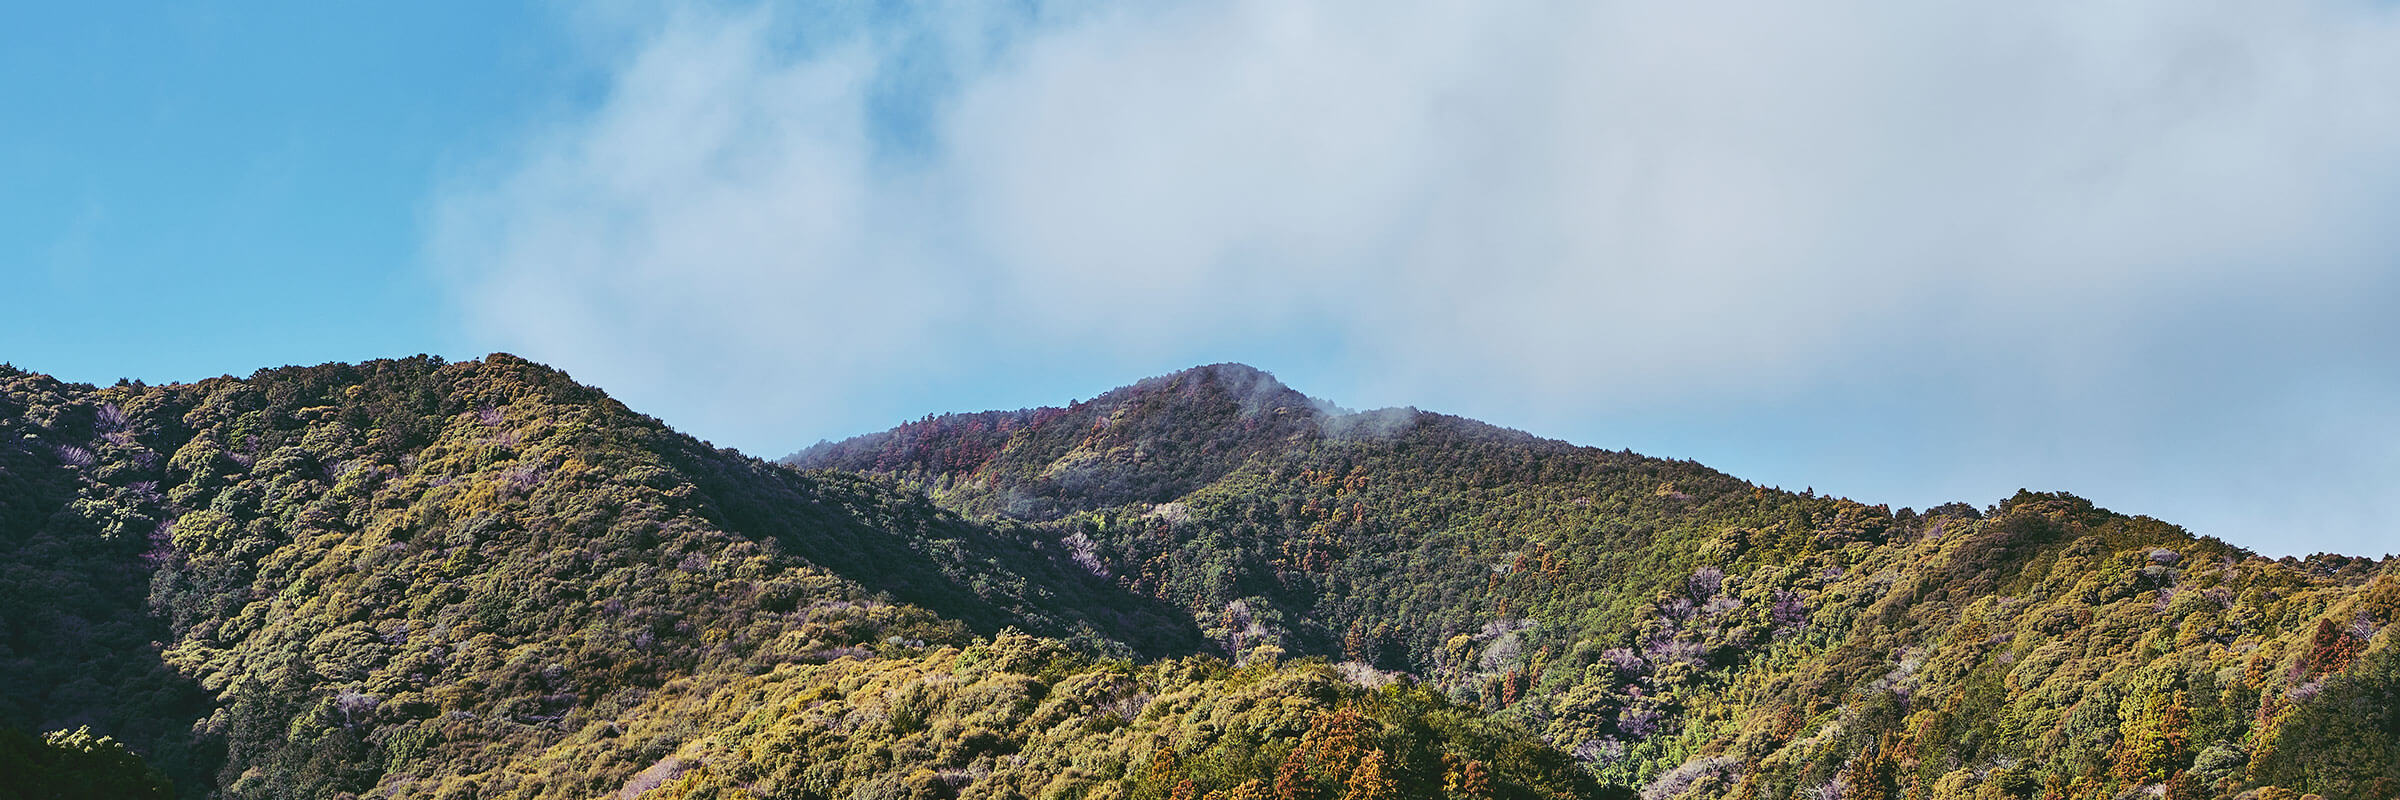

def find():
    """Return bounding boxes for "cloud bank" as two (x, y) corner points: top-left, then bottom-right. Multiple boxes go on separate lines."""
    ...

(431, 0), (2400, 556)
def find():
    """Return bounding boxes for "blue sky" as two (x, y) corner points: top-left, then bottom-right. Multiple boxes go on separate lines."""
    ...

(7, 1), (2400, 558)
(2, 4), (566, 379)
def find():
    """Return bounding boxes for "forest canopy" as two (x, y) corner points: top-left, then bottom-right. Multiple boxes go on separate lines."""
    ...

(1, 357), (2391, 799)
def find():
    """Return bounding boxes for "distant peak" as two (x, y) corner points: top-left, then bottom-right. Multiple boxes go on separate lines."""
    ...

(1189, 361), (1270, 378)
(1154, 362), (1277, 387)
(1111, 363), (1315, 416)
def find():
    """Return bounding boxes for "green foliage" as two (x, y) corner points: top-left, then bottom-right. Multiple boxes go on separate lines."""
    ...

(792, 366), (2400, 800)
(479, 650), (1593, 800)
(0, 366), (216, 789)
(4, 356), (1188, 797)
(3, 358), (2394, 799)
(0, 724), (175, 799)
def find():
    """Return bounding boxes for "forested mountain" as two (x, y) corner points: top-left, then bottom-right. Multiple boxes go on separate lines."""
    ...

(791, 364), (2400, 800)
(1, 356), (2392, 799)
(0, 356), (1585, 799)
(789, 364), (1324, 521)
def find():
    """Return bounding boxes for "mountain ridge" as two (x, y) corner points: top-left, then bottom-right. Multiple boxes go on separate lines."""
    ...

(2, 355), (2394, 800)
(785, 361), (2397, 798)
(785, 363), (1560, 521)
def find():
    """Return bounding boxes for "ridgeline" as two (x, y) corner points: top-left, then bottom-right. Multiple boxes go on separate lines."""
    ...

(1, 356), (2391, 799)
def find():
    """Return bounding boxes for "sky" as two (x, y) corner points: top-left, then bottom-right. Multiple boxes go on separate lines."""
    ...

(6, 1), (2399, 558)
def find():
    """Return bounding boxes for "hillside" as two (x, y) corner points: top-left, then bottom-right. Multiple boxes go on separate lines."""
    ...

(0, 356), (2393, 799)
(1, 356), (1586, 799)
(793, 364), (2400, 800)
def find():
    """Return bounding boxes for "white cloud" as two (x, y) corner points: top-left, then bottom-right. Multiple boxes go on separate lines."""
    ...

(431, 0), (2400, 555)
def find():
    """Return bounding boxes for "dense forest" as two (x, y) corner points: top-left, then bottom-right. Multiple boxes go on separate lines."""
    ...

(793, 364), (2400, 800)
(2, 357), (2392, 799)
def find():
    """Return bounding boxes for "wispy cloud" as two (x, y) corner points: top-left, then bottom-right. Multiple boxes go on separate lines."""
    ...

(430, 0), (2400, 556)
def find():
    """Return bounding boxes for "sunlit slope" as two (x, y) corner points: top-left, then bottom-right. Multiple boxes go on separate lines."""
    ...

(797, 363), (2400, 799)
(2, 355), (1193, 797)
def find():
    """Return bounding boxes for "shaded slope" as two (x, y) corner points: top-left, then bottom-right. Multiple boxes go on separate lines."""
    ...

(0, 366), (216, 789)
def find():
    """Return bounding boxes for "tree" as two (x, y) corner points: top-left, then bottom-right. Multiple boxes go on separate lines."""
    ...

(0, 725), (175, 800)
(2113, 692), (2192, 784)
(1340, 751), (1395, 800)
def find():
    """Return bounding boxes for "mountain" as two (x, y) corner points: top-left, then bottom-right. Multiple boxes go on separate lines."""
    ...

(792, 363), (2400, 799)
(1, 356), (2393, 800)
(0, 356), (1580, 800)
(790, 363), (1328, 520)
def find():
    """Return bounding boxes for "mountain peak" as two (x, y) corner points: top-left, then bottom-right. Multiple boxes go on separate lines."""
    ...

(787, 363), (1326, 518)
(1161, 361), (1274, 381)
(1102, 362), (1314, 418)
(1167, 362), (1279, 388)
